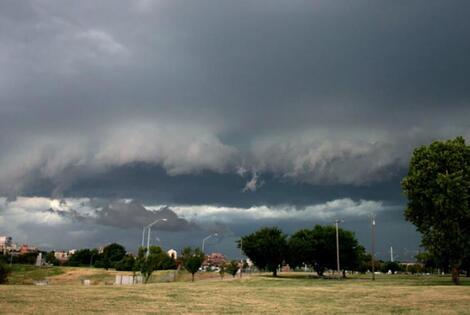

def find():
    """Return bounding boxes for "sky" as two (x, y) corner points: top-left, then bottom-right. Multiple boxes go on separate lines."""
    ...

(1, 0), (469, 261)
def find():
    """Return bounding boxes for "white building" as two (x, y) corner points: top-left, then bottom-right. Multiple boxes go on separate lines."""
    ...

(167, 249), (177, 260)
(0, 236), (12, 254)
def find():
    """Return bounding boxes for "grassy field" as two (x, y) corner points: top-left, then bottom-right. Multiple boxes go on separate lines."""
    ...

(1, 267), (470, 314)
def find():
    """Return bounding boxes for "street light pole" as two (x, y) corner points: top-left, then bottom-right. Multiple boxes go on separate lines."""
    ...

(371, 214), (376, 281)
(335, 219), (341, 277)
(142, 218), (168, 258)
(146, 227), (151, 257)
(141, 226), (146, 248)
(202, 233), (218, 253)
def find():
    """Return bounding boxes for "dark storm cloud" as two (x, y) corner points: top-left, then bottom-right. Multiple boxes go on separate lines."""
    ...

(1, 0), (469, 196)
(43, 199), (199, 231)
(56, 164), (405, 207)
(93, 201), (198, 231)
(0, 1), (469, 253)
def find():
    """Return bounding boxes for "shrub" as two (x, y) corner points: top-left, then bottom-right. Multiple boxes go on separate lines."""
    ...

(0, 263), (11, 284)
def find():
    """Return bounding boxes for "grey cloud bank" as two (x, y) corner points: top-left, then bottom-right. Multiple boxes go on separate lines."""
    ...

(0, 0), (469, 256)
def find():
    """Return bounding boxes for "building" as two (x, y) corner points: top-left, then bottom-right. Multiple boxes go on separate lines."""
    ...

(167, 249), (177, 260)
(0, 236), (12, 254)
(53, 249), (76, 263)
(204, 252), (226, 267)
(54, 251), (70, 262)
(19, 244), (38, 254)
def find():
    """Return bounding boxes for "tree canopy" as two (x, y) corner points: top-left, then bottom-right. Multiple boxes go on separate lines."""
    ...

(288, 225), (365, 277)
(114, 255), (136, 271)
(181, 247), (205, 282)
(239, 227), (287, 276)
(45, 252), (60, 266)
(135, 246), (176, 283)
(68, 249), (97, 267)
(402, 137), (470, 284)
(101, 243), (126, 268)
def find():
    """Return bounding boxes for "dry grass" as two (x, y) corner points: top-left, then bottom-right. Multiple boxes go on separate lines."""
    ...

(1, 271), (470, 314)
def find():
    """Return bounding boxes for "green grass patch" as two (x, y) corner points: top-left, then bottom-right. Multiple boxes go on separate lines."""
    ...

(7, 264), (64, 284)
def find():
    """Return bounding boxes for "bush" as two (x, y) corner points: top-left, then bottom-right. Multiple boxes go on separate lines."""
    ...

(225, 260), (240, 278)
(406, 263), (424, 274)
(11, 253), (37, 265)
(115, 255), (136, 271)
(381, 261), (401, 274)
(0, 263), (10, 284)
(45, 252), (60, 266)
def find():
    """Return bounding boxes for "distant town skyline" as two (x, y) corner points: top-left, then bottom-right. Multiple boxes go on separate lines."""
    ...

(1, 1), (469, 260)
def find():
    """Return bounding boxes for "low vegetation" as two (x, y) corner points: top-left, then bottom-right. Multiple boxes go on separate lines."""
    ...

(0, 262), (10, 284)
(6, 264), (63, 285)
(1, 272), (470, 314)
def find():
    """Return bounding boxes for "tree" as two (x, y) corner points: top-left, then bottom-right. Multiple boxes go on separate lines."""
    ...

(45, 252), (60, 266)
(219, 264), (225, 279)
(102, 243), (126, 269)
(68, 249), (95, 267)
(12, 253), (37, 265)
(288, 225), (365, 277)
(462, 255), (470, 277)
(239, 227), (287, 277)
(416, 251), (443, 274)
(114, 255), (135, 271)
(225, 260), (240, 278)
(402, 137), (470, 284)
(0, 262), (10, 284)
(337, 230), (367, 277)
(135, 246), (176, 283)
(406, 263), (423, 274)
(381, 261), (401, 274)
(287, 229), (312, 270)
(181, 247), (205, 282)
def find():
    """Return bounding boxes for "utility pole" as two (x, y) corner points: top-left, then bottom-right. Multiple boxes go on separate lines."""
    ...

(142, 218), (167, 258)
(371, 214), (376, 281)
(390, 246), (394, 262)
(141, 227), (146, 248)
(240, 238), (243, 279)
(335, 219), (341, 277)
(202, 233), (218, 253)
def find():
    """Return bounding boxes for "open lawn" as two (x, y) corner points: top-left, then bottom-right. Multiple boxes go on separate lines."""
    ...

(1, 268), (470, 314)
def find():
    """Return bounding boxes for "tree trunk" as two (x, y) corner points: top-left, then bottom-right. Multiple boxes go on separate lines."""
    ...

(451, 265), (460, 285)
(191, 273), (195, 282)
(272, 269), (277, 277)
(342, 270), (346, 278)
(466, 269), (469, 277)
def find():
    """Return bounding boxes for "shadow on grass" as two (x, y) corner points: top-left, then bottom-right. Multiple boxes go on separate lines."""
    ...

(256, 272), (470, 286)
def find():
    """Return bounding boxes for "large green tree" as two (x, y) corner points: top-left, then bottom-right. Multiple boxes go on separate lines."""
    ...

(402, 137), (470, 284)
(239, 227), (287, 277)
(135, 246), (176, 283)
(181, 247), (205, 282)
(102, 243), (126, 268)
(288, 225), (365, 277)
(68, 249), (97, 267)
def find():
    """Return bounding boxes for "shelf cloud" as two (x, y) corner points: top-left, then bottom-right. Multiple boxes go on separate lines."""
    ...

(0, 0), (469, 255)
